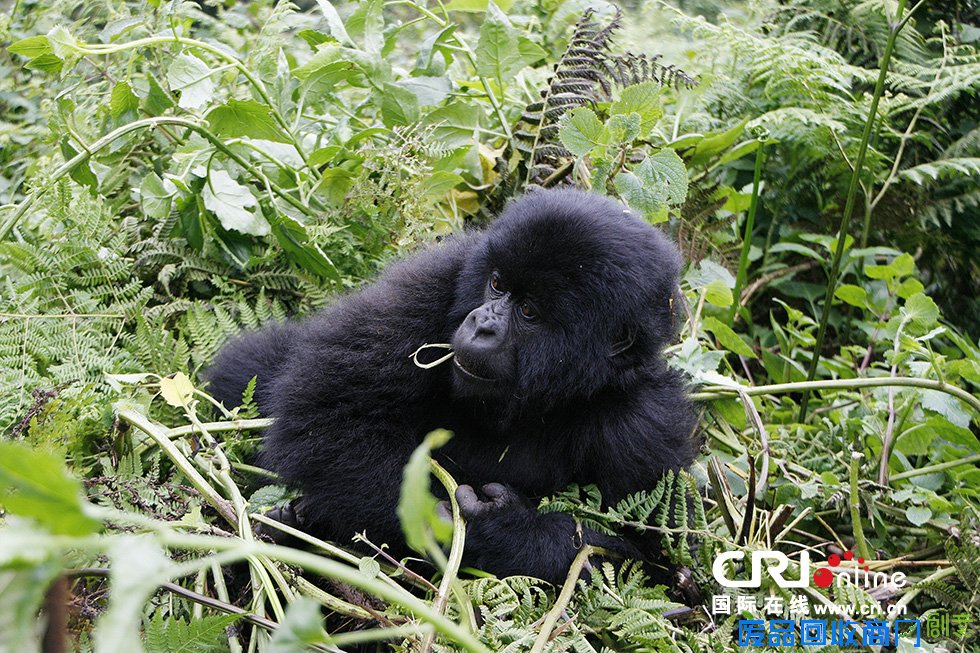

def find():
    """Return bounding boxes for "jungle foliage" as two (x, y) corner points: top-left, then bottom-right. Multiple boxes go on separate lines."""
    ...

(0, 0), (978, 651)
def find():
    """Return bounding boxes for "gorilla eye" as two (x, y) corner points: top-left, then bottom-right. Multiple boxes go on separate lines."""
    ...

(490, 272), (504, 293)
(518, 300), (536, 320)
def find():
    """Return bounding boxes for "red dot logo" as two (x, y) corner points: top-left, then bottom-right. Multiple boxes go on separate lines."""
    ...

(828, 554), (841, 567)
(813, 568), (833, 588)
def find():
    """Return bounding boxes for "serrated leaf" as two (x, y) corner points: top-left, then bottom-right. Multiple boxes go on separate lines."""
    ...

(902, 293), (939, 335)
(474, 1), (522, 84)
(920, 390), (972, 429)
(559, 107), (607, 158)
(702, 317), (757, 358)
(645, 148), (689, 206)
(167, 53), (215, 110)
(610, 82), (663, 134)
(615, 171), (667, 222)
(834, 284), (868, 308)
(46, 26), (80, 68)
(110, 82), (140, 119)
(143, 72), (175, 116)
(0, 442), (101, 535)
(206, 99), (288, 142)
(202, 170), (269, 236)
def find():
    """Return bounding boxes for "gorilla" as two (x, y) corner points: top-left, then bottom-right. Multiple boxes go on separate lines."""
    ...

(206, 188), (699, 584)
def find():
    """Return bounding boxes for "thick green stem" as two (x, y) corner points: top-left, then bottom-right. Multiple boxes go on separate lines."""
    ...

(729, 142), (765, 324)
(798, 0), (910, 421)
(693, 376), (980, 417)
(848, 440), (870, 561)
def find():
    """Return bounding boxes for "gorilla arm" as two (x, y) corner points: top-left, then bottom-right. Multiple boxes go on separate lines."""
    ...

(247, 235), (479, 553)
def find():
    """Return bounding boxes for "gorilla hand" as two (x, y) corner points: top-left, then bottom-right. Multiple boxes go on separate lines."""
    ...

(442, 483), (581, 584)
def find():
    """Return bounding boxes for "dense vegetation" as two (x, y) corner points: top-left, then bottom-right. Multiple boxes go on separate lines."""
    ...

(1, 0), (978, 651)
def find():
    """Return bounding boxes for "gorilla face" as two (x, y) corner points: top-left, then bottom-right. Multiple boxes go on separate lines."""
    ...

(449, 189), (681, 407)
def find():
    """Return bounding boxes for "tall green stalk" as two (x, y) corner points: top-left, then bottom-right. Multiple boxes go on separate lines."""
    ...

(729, 140), (766, 324)
(798, 0), (910, 422)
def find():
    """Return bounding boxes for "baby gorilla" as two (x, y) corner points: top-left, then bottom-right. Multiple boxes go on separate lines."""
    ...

(206, 188), (698, 584)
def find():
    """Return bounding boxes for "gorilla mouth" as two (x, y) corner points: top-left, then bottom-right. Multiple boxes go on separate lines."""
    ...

(453, 356), (497, 382)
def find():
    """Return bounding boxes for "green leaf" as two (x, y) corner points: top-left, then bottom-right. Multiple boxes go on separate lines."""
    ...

(474, 1), (523, 84)
(905, 505), (932, 526)
(865, 252), (915, 280)
(144, 613), (241, 653)
(59, 138), (98, 190)
(314, 0), (353, 45)
(140, 173), (176, 220)
(8, 35), (54, 59)
(206, 99), (289, 143)
(610, 82), (663, 135)
(423, 103), (482, 148)
(901, 293), (939, 335)
(834, 284), (868, 309)
(167, 53), (215, 110)
(615, 170), (667, 222)
(380, 81), (420, 126)
(109, 82), (140, 119)
(202, 170), (269, 236)
(559, 107), (607, 158)
(606, 112), (642, 143)
(704, 280), (734, 308)
(267, 598), (329, 653)
(46, 25), (81, 69)
(896, 277), (924, 299)
(399, 429), (453, 554)
(0, 442), (100, 535)
(614, 149), (688, 222)
(143, 73), (175, 116)
(397, 76), (451, 107)
(25, 53), (64, 74)
(271, 214), (341, 282)
(920, 390), (973, 429)
(702, 317), (757, 358)
(686, 118), (748, 167)
(422, 171), (463, 198)
(646, 148), (689, 205)
(445, 0), (514, 10)
(94, 537), (173, 653)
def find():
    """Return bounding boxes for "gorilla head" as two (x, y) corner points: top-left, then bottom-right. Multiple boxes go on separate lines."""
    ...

(449, 189), (682, 407)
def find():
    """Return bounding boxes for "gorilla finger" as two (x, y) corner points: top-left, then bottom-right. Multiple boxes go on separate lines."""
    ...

(436, 500), (453, 523)
(481, 483), (510, 499)
(455, 485), (486, 519)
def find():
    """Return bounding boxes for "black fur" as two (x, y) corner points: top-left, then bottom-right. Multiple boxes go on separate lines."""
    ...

(206, 188), (699, 584)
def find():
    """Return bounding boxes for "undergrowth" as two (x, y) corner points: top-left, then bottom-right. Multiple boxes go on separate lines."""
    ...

(0, 0), (978, 652)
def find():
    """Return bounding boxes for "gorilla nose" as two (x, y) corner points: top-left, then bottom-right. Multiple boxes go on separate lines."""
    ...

(469, 306), (506, 343)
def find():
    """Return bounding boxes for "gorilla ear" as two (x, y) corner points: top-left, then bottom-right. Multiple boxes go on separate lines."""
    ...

(610, 324), (637, 357)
